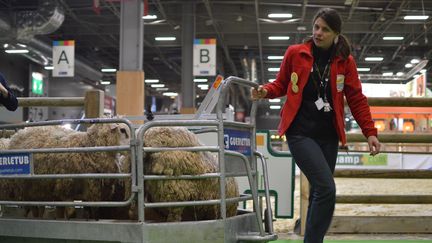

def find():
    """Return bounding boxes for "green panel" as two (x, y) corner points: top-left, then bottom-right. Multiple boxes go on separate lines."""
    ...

(31, 72), (44, 95)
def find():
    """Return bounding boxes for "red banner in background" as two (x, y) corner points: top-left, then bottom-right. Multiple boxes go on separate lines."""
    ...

(93, 0), (100, 15)
(144, 0), (148, 16)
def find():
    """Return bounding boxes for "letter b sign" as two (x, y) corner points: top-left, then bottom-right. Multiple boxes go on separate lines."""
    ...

(193, 39), (216, 76)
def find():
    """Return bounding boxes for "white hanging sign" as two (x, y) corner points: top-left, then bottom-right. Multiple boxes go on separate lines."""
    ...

(53, 40), (75, 77)
(193, 38), (216, 76)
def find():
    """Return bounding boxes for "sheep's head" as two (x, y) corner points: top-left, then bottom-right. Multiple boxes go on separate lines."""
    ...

(87, 123), (131, 147)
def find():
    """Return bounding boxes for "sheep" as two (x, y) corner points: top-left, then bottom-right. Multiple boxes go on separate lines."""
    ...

(4, 122), (131, 219)
(0, 138), (9, 149)
(142, 126), (239, 222)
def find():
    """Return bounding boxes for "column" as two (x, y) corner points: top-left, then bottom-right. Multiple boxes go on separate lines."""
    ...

(116, 0), (145, 121)
(180, 2), (195, 114)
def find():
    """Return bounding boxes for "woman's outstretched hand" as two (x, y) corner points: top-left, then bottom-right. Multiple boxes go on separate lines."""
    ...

(367, 135), (381, 156)
(250, 86), (268, 100)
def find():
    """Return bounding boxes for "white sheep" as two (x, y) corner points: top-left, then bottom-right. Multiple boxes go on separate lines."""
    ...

(4, 122), (131, 219)
(0, 138), (9, 150)
(143, 127), (239, 222)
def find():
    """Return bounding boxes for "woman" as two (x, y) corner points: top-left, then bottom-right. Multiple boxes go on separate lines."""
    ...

(0, 72), (18, 111)
(251, 8), (381, 243)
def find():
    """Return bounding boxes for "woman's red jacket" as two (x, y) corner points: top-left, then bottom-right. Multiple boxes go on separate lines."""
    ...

(262, 41), (377, 145)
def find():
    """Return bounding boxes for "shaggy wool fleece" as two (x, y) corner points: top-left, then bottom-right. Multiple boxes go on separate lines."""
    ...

(143, 126), (239, 222)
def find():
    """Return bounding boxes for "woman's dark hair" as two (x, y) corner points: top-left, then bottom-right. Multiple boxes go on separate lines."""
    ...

(312, 8), (351, 59)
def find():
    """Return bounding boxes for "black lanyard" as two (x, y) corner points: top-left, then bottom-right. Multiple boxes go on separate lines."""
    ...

(311, 60), (331, 102)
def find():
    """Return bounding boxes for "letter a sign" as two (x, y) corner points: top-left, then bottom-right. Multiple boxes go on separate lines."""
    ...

(53, 40), (75, 77)
(193, 38), (216, 76)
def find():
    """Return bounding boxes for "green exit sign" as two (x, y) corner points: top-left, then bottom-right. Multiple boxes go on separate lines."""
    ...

(32, 72), (43, 95)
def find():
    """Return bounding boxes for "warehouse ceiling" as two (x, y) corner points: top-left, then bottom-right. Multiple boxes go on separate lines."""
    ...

(0, 0), (431, 100)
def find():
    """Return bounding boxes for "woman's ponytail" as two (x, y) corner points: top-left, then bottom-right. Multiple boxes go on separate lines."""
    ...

(335, 34), (351, 60)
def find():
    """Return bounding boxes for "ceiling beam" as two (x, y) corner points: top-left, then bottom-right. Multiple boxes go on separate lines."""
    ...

(360, 0), (407, 60)
(152, 0), (178, 30)
(254, 0), (265, 84)
(300, 0), (308, 22)
(202, 0), (238, 76)
(347, 0), (359, 21)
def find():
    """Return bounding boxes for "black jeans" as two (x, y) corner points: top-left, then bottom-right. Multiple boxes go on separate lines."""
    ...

(287, 135), (339, 243)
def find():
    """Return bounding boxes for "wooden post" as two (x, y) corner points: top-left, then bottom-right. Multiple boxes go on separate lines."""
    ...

(300, 171), (309, 236)
(116, 71), (145, 124)
(84, 90), (104, 118)
(180, 107), (196, 114)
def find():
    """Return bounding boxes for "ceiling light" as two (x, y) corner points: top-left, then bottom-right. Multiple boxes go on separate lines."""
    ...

(396, 72), (404, 76)
(3, 43), (8, 48)
(420, 69), (427, 73)
(44, 66), (54, 70)
(17, 43), (27, 48)
(145, 79), (159, 83)
(357, 68), (370, 72)
(163, 92), (178, 97)
(269, 105), (281, 110)
(383, 36), (404, 40)
(268, 79), (276, 82)
(268, 13), (292, 18)
(101, 68), (117, 72)
(156, 87), (168, 91)
(197, 84), (209, 89)
(267, 56), (284, 60)
(297, 26), (306, 31)
(5, 49), (29, 54)
(365, 57), (383, 62)
(269, 99), (280, 103)
(382, 72), (393, 76)
(405, 63), (413, 68)
(193, 78), (208, 83)
(404, 15), (429, 20)
(100, 81), (111, 85)
(142, 14), (157, 20)
(155, 37), (176, 41)
(268, 67), (280, 72)
(151, 84), (165, 88)
(410, 59), (420, 64)
(268, 36), (290, 40)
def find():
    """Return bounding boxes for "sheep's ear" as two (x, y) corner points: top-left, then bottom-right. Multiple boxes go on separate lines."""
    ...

(109, 123), (119, 130)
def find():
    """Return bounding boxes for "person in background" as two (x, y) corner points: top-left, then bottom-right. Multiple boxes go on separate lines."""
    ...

(0, 72), (18, 111)
(251, 8), (381, 243)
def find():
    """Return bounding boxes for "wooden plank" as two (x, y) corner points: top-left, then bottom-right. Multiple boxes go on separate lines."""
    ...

(346, 133), (432, 143)
(17, 97), (84, 107)
(336, 195), (432, 204)
(299, 172), (309, 236)
(334, 169), (432, 178)
(367, 97), (432, 107)
(330, 216), (432, 233)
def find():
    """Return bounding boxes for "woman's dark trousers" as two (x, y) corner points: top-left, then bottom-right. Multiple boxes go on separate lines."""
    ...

(287, 135), (339, 243)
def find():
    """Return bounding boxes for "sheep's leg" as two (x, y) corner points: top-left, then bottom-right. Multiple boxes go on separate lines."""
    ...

(65, 207), (76, 219)
(83, 207), (99, 220)
(166, 207), (183, 222)
(26, 206), (44, 218)
(55, 207), (65, 219)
